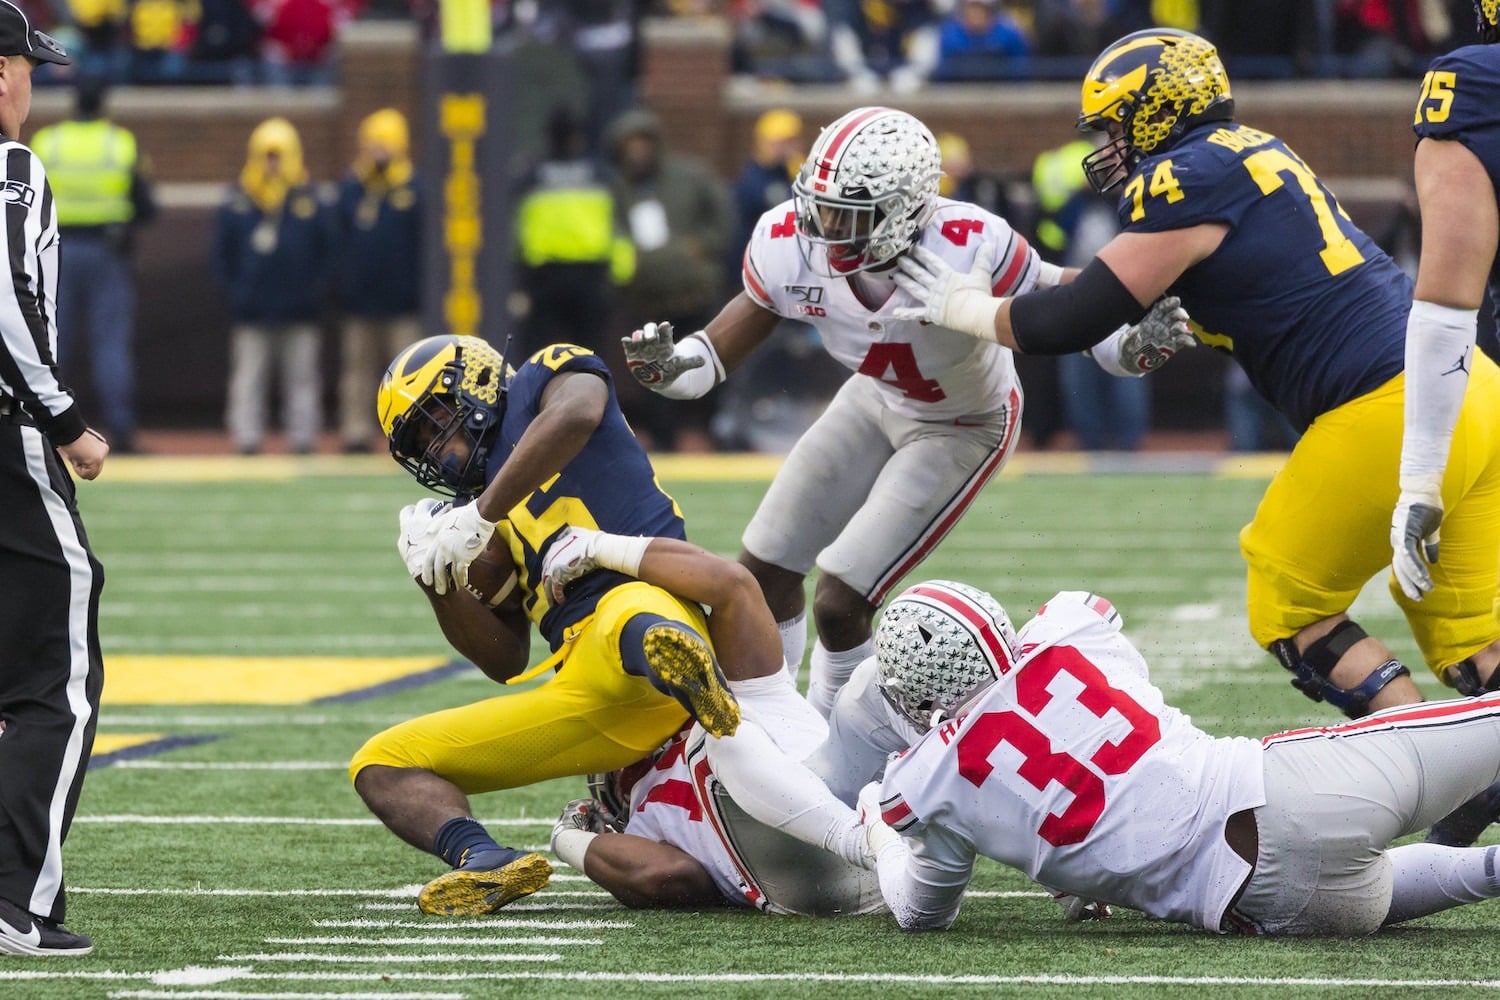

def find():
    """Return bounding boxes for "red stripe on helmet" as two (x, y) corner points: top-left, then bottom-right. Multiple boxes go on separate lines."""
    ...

(906, 582), (1013, 674)
(813, 107), (894, 192)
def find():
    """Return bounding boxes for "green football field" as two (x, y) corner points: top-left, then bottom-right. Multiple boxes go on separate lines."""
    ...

(10, 452), (1498, 999)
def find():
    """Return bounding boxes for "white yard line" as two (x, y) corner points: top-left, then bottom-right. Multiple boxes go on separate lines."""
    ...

(264, 936), (602, 946)
(311, 918), (633, 930)
(98, 714), (413, 727)
(112, 761), (349, 770)
(6, 968), (1496, 992)
(401, 971), (1500, 989)
(0, 971), (144, 981)
(70, 887), (424, 897)
(75, 816), (550, 826)
(71, 875), (594, 896)
(357, 892), (607, 906)
(217, 952), (561, 963)
(111, 992), (461, 1000)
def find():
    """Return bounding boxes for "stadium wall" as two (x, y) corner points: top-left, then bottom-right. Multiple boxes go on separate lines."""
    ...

(27, 18), (1421, 435)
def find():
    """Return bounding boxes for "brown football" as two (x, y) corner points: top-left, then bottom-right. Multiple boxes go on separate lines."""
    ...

(463, 534), (520, 609)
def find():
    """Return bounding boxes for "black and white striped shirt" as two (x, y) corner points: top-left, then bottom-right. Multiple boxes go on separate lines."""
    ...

(0, 136), (83, 444)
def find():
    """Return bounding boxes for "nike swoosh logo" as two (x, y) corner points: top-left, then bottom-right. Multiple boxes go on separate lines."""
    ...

(3, 918), (40, 948)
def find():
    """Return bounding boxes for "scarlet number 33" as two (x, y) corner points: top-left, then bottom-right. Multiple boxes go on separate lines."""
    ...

(955, 646), (1162, 846)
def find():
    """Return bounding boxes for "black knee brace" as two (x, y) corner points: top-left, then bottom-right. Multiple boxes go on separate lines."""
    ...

(1269, 620), (1411, 719)
(1448, 657), (1500, 696)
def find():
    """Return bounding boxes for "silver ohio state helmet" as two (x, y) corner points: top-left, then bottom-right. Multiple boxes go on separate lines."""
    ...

(792, 106), (942, 276)
(875, 580), (1017, 732)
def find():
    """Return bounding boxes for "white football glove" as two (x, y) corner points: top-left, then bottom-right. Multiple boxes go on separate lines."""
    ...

(1106, 295), (1196, 375)
(550, 796), (617, 850)
(540, 525), (602, 604)
(396, 497), (448, 581)
(1391, 486), (1443, 601)
(892, 242), (1001, 340)
(622, 321), (705, 391)
(418, 500), (497, 596)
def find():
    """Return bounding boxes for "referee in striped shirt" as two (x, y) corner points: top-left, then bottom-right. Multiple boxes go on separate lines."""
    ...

(0, 5), (110, 957)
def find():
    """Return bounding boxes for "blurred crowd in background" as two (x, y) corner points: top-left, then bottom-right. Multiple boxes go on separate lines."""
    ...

(722, 0), (1482, 88)
(8, 0), (1482, 89)
(36, 0), (1477, 454)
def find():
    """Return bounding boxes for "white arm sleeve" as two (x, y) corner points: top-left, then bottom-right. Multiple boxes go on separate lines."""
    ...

(876, 828), (974, 930)
(804, 659), (919, 804)
(1400, 299), (1478, 491)
(1033, 260), (1066, 289)
(658, 333), (727, 401)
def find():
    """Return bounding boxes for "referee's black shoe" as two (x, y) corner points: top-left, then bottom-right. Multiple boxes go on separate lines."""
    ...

(0, 897), (93, 956)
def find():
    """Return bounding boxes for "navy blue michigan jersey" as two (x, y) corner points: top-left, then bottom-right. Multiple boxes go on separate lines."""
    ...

(1414, 43), (1500, 320)
(485, 344), (686, 648)
(1116, 122), (1411, 431)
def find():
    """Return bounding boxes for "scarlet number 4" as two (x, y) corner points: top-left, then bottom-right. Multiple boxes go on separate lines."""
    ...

(940, 219), (984, 246)
(858, 343), (944, 402)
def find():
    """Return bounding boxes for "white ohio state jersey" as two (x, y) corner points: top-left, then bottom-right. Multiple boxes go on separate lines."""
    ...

(625, 729), (884, 916)
(623, 732), (761, 909)
(742, 197), (1035, 422)
(879, 592), (1266, 932)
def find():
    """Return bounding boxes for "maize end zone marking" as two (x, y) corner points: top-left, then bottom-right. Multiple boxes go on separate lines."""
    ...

(89, 656), (462, 769)
(102, 655), (454, 705)
(91, 733), (167, 757)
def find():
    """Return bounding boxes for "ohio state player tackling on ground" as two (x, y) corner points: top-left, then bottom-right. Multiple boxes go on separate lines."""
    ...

(542, 530), (1105, 922)
(870, 585), (1500, 935)
(621, 106), (1191, 715)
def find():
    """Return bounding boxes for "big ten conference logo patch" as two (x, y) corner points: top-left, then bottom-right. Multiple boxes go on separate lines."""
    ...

(786, 284), (826, 317)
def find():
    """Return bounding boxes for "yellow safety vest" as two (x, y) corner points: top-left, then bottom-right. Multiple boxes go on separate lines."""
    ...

(516, 184), (635, 284)
(32, 120), (138, 227)
(1031, 140), (1095, 253)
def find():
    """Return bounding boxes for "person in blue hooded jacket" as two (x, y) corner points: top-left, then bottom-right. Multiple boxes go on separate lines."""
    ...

(211, 116), (335, 455)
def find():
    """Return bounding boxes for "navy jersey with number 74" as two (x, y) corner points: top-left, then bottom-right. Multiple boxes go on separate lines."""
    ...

(1115, 122), (1411, 432)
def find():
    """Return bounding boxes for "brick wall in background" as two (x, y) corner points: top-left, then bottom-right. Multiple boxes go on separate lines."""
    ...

(39, 18), (1420, 431)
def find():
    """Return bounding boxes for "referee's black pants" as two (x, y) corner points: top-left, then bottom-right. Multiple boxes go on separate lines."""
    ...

(0, 420), (104, 924)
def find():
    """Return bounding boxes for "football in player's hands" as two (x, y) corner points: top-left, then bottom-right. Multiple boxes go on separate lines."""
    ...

(460, 533), (520, 609)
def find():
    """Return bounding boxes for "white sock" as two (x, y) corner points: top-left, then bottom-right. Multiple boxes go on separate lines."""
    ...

(806, 637), (874, 719)
(778, 613), (808, 687)
(705, 717), (867, 866)
(729, 673), (827, 759)
(1385, 843), (1500, 925)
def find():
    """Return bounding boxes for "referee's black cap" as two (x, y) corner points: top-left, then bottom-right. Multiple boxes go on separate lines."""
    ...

(0, 1), (69, 66)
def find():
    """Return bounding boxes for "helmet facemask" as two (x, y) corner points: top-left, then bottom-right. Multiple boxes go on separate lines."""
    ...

(380, 336), (509, 498)
(1078, 107), (1137, 196)
(1076, 30), (1234, 195)
(793, 107), (942, 277)
(874, 580), (1018, 732)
